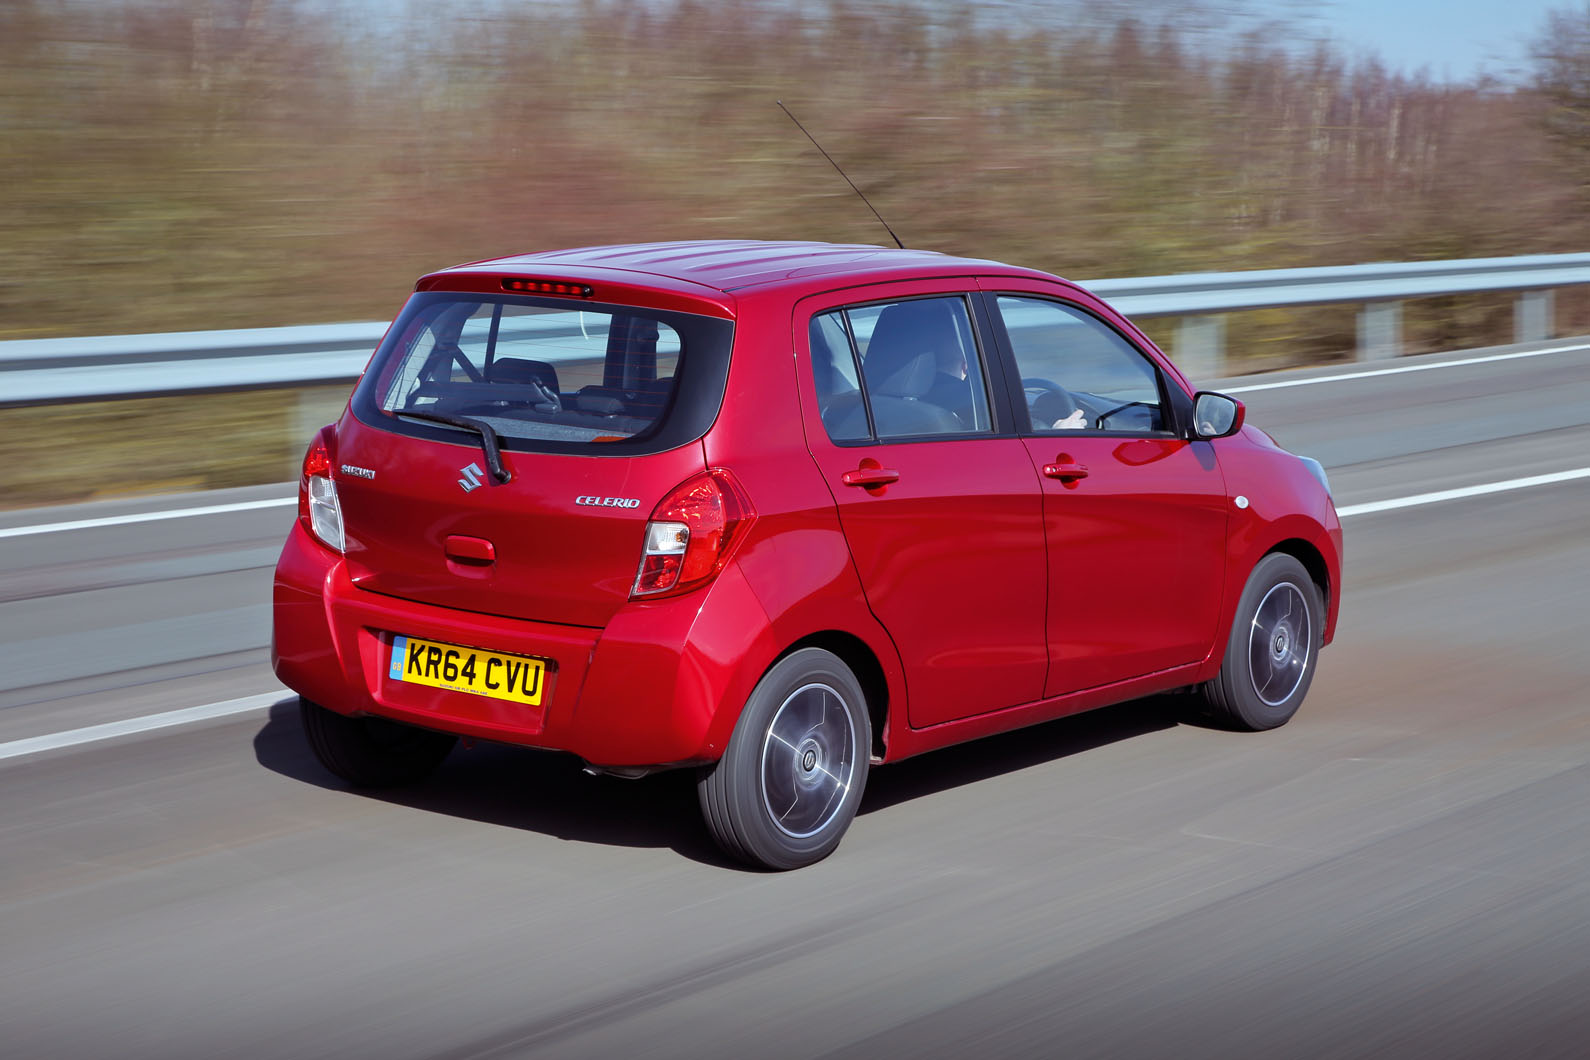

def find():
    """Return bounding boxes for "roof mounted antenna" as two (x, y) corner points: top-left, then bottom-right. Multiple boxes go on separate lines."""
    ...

(777, 100), (905, 250)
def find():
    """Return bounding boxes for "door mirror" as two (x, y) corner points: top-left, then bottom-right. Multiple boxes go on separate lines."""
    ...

(1192, 392), (1245, 439)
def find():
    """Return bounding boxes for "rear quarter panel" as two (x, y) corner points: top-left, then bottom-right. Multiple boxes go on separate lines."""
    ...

(694, 289), (908, 759)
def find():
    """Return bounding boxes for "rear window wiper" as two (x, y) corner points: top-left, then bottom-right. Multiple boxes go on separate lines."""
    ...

(394, 409), (512, 484)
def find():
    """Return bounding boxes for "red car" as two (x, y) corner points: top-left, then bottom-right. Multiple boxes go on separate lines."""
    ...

(273, 240), (1342, 869)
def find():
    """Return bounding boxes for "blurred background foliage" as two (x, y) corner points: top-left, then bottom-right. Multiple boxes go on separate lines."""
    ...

(3, 0), (1590, 503)
(4, 0), (1590, 345)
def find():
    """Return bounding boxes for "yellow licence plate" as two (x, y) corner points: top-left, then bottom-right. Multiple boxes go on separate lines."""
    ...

(388, 635), (546, 706)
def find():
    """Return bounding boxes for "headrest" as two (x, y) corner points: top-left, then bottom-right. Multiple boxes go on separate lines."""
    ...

(864, 300), (960, 398)
(490, 357), (559, 394)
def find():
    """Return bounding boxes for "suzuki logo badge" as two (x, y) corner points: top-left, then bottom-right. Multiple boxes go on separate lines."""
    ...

(458, 463), (485, 493)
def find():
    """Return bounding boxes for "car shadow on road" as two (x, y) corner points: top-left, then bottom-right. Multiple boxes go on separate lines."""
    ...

(253, 693), (1188, 869)
(251, 699), (731, 865)
(858, 694), (1184, 815)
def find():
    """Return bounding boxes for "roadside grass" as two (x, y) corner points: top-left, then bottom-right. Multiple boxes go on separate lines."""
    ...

(0, 386), (349, 510)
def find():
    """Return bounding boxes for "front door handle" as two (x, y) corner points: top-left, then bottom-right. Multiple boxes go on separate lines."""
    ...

(842, 466), (901, 488)
(1042, 462), (1090, 482)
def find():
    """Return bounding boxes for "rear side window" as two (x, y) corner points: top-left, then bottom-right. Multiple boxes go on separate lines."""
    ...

(809, 296), (993, 441)
(352, 293), (733, 455)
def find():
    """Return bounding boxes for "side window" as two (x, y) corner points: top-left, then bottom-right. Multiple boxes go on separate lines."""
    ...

(996, 296), (1168, 434)
(810, 310), (869, 441)
(809, 296), (992, 442)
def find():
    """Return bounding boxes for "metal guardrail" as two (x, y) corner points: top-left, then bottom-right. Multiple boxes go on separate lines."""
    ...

(4, 252), (1588, 406)
(1086, 252), (1590, 313)
(1090, 252), (1590, 374)
(0, 322), (390, 407)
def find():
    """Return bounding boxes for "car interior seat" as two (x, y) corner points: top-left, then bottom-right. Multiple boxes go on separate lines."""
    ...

(861, 301), (967, 436)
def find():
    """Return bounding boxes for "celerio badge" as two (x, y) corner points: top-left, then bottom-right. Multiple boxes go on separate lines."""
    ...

(575, 495), (641, 508)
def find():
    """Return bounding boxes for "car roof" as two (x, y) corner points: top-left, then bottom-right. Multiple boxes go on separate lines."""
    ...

(437, 240), (1061, 296)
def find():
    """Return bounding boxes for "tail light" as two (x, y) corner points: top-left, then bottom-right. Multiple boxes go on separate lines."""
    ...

(298, 425), (345, 553)
(632, 469), (754, 599)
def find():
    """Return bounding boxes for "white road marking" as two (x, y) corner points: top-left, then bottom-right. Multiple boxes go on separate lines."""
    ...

(1226, 342), (1590, 394)
(1336, 467), (1590, 518)
(0, 497), (296, 539)
(0, 691), (284, 762)
(3, 460), (1589, 760)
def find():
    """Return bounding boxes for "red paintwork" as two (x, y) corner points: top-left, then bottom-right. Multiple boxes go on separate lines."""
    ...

(336, 415), (703, 629)
(272, 240), (1343, 770)
(793, 278), (1048, 729)
(1021, 433), (1230, 695)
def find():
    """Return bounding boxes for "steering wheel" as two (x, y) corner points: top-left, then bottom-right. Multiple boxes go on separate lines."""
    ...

(1094, 399), (1155, 430)
(1022, 376), (1080, 424)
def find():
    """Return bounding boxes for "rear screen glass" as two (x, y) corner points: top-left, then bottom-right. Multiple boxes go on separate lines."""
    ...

(352, 294), (733, 454)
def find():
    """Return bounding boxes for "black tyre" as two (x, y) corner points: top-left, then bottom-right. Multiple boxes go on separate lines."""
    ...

(299, 698), (457, 787)
(698, 648), (871, 870)
(1201, 553), (1322, 731)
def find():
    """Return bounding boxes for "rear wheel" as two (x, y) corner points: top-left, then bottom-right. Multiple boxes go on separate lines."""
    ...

(1201, 553), (1322, 731)
(300, 698), (457, 787)
(698, 648), (871, 870)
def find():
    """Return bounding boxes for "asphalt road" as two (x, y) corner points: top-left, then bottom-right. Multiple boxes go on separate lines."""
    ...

(2, 339), (1588, 1058)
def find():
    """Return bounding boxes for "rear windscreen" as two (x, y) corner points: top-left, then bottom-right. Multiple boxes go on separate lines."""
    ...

(351, 293), (734, 455)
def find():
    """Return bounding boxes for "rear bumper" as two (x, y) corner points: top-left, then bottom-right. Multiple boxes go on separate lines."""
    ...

(272, 522), (773, 767)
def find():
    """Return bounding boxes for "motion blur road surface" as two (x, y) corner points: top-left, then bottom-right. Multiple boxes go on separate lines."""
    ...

(3, 340), (1589, 1058)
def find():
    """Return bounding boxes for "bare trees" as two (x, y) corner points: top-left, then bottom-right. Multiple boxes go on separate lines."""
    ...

(1535, 4), (1590, 179)
(2, 0), (1585, 357)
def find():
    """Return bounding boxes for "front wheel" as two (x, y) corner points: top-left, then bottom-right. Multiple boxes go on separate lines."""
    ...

(300, 698), (458, 787)
(1201, 553), (1322, 731)
(698, 648), (871, 870)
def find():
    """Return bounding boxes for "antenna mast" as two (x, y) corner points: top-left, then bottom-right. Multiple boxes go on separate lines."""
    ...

(777, 100), (905, 250)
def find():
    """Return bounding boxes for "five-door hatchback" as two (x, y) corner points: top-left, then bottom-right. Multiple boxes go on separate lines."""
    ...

(273, 240), (1343, 869)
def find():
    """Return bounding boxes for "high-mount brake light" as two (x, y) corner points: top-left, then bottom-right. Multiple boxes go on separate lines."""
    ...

(632, 469), (755, 599)
(298, 425), (345, 553)
(501, 278), (595, 299)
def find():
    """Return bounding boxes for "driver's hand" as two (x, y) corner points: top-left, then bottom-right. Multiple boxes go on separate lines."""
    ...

(1052, 409), (1087, 430)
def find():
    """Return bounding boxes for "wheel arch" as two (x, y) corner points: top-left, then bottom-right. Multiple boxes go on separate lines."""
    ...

(1266, 536), (1332, 617)
(1199, 524), (1340, 686)
(773, 631), (890, 762)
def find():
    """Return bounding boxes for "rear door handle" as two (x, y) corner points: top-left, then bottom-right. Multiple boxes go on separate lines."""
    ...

(841, 467), (900, 488)
(1042, 462), (1090, 481)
